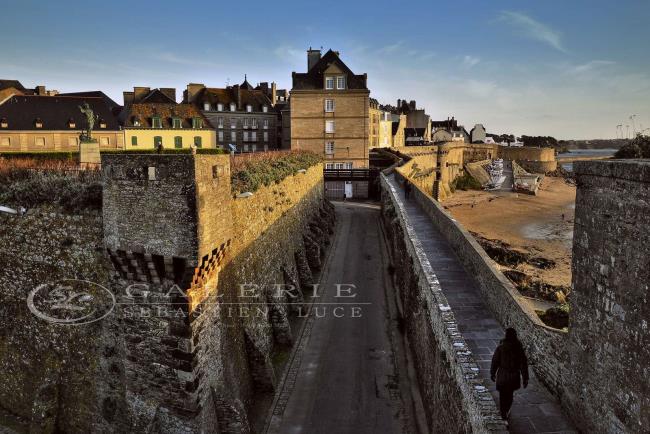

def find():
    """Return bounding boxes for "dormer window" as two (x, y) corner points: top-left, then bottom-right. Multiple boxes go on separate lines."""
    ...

(217, 103), (223, 111)
(192, 117), (203, 129)
(230, 103), (236, 112)
(325, 77), (334, 90)
(68, 118), (76, 129)
(203, 102), (211, 111)
(0, 118), (7, 128)
(99, 119), (107, 129)
(262, 105), (268, 113)
(246, 104), (252, 113)
(172, 117), (182, 129)
(34, 118), (43, 129)
(152, 116), (162, 128)
(336, 76), (346, 89)
(133, 117), (141, 127)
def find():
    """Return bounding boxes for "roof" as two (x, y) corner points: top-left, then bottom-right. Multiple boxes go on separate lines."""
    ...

(292, 49), (368, 90)
(123, 103), (213, 129)
(58, 91), (120, 110)
(0, 79), (26, 91)
(141, 89), (176, 104)
(194, 86), (273, 112)
(0, 94), (120, 131)
(240, 75), (254, 90)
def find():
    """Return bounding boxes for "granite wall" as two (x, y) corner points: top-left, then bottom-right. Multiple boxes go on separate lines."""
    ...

(567, 160), (650, 433)
(381, 174), (507, 433)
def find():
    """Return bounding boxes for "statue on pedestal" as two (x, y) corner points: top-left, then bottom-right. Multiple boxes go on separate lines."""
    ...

(78, 102), (98, 142)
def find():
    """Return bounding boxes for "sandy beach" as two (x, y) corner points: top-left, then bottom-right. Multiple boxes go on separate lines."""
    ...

(442, 176), (576, 292)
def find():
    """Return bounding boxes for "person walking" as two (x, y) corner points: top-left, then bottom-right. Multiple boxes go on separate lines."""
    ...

(490, 327), (529, 422)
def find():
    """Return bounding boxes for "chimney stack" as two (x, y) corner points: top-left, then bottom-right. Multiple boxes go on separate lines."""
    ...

(123, 91), (135, 106)
(234, 84), (241, 110)
(185, 83), (205, 103)
(133, 87), (150, 103)
(36, 85), (46, 96)
(271, 82), (277, 105)
(409, 100), (416, 110)
(307, 47), (322, 71)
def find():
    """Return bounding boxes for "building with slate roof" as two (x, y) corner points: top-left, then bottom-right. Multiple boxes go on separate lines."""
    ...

(290, 48), (370, 168)
(121, 87), (215, 150)
(0, 93), (123, 151)
(184, 77), (281, 152)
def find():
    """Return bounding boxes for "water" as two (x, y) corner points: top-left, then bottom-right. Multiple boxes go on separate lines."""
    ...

(557, 148), (617, 172)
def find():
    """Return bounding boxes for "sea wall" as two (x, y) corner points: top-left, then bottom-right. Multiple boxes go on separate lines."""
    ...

(567, 160), (650, 433)
(391, 170), (568, 398)
(380, 174), (507, 433)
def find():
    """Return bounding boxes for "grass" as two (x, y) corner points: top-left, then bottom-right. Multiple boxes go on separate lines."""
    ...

(450, 172), (482, 192)
(230, 150), (322, 194)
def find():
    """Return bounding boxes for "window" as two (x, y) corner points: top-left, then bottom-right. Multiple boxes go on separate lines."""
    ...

(325, 77), (334, 90)
(133, 118), (141, 127)
(173, 117), (182, 129)
(218, 131), (224, 142)
(230, 119), (237, 129)
(246, 105), (252, 112)
(194, 136), (202, 148)
(243, 144), (249, 152)
(217, 103), (223, 111)
(192, 117), (203, 129)
(131, 136), (138, 146)
(252, 144), (257, 152)
(243, 118), (250, 129)
(152, 116), (162, 128)
(35, 119), (43, 129)
(204, 102), (211, 111)
(336, 76), (346, 89)
(243, 131), (249, 141)
(251, 119), (258, 129)
(231, 131), (236, 142)
(325, 120), (335, 133)
(263, 119), (269, 129)
(1, 137), (10, 146)
(0, 118), (7, 128)
(251, 131), (257, 142)
(99, 120), (107, 129)
(174, 136), (183, 148)
(217, 117), (224, 128)
(325, 99), (335, 112)
(100, 137), (109, 146)
(230, 103), (236, 111)
(36, 137), (45, 146)
(263, 131), (268, 142)
(68, 120), (76, 129)
(262, 105), (268, 113)
(325, 141), (334, 154)
(154, 136), (162, 147)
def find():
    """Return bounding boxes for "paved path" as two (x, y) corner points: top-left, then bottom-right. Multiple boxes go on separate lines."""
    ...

(266, 202), (419, 434)
(387, 175), (576, 433)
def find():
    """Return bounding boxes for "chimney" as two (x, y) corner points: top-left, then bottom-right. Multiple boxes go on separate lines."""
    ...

(307, 47), (321, 71)
(185, 83), (205, 103)
(233, 84), (241, 110)
(133, 87), (150, 103)
(271, 82), (277, 105)
(409, 100), (416, 110)
(397, 99), (401, 108)
(258, 82), (269, 94)
(160, 88), (176, 103)
(36, 85), (46, 96)
(123, 91), (135, 106)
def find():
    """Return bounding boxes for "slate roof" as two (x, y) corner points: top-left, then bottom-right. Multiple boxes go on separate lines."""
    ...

(0, 79), (26, 91)
(292, 49), (368, 90)
(0, 95), (120, 131)
(58, 91), (120, 111)
(123, 103), (213, 129)
(194, 87), (273, 112)
(140, 89), (177, 104)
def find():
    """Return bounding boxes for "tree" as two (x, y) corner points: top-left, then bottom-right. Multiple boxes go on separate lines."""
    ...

(615, 134), (650, 158)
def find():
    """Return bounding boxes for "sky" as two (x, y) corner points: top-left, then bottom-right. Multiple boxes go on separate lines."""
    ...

(1, 0), (649, 140)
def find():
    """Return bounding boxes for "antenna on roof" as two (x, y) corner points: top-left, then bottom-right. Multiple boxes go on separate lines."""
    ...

(226, 77), (230, 86)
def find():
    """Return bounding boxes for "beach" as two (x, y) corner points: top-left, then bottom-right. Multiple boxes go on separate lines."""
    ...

(442, 176), (576, 294)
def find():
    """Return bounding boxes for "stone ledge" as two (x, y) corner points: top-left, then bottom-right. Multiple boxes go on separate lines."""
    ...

(575, 158), (650, 182)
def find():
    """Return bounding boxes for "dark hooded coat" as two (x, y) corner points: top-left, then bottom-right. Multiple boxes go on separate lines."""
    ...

(490, 339), (529, 391)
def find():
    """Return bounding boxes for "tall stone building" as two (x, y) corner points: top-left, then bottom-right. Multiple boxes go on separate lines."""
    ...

(290, 48), (370, 168)
(184, 78), (280, 152)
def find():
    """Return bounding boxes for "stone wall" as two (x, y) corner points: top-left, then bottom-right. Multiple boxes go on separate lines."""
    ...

(380, 175), (507, 433)
(391, 170), (568, 399)
(567, 160), (650, 433)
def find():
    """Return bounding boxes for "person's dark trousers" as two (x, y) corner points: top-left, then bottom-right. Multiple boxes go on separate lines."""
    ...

(499, 387), (514, 419)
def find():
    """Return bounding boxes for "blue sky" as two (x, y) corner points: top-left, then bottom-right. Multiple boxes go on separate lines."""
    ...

(1, 0), (649, 139)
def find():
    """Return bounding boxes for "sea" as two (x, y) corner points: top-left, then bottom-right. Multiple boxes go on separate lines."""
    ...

(556, 148), (617, 172)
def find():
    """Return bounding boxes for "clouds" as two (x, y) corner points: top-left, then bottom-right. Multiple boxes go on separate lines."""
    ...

(462, 55), (480, 68)
(499, 11), (567, 53)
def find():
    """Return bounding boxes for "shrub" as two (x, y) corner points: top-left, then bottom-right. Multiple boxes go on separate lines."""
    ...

(615, 135), (650, 158)
(230, 151), (322, 194)
(450, 172), (482, 192)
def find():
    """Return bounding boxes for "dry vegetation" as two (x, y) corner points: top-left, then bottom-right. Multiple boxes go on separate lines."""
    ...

(0, 157), (101, 212)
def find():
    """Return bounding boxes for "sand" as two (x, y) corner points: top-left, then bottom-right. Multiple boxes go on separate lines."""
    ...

(442, 176), (576, 288)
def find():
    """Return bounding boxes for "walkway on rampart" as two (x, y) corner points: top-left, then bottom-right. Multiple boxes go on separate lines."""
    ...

(386, 175), (576, 433)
